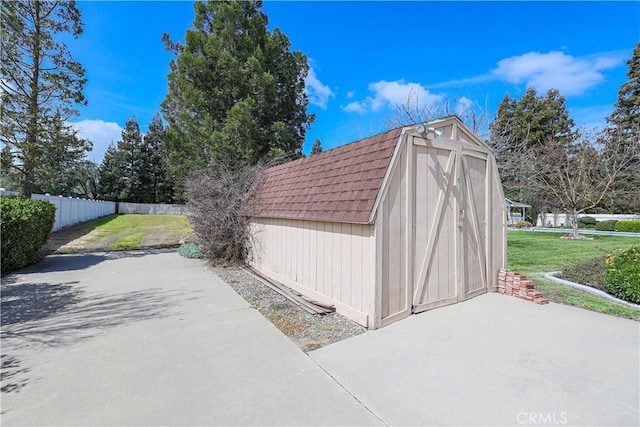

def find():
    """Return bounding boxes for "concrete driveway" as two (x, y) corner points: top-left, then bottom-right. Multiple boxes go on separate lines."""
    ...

(2, 251), (638, 426)
(310, 293), (640, 426)
(1, 251), (379, 426)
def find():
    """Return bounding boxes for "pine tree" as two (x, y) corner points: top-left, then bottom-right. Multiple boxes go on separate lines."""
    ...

(489, 88), (577, 213)
(311, 138), (323, 155)
(0, 0), (87, 196)
(608, 42), (640, 136)
(98, 143), (127, 202)
(605, 43), (640, 213)
(98, 116), (174, 203)
(161, 0), (314, 191)
(143, 115), (173, 203)
(32, 113), (92, 196)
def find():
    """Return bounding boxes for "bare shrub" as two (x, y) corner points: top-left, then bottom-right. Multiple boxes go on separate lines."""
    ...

(185, 160), (267, 264)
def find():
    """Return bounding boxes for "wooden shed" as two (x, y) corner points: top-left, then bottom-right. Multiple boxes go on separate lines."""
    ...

(249, 116), (507, 328)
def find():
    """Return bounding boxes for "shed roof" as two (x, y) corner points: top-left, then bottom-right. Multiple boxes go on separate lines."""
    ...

(252, 127), (403, 223)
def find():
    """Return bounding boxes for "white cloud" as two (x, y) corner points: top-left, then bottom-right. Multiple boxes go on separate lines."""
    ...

(305, 67), (334, 109)
(70, 119), (123, 163)
(343, 80), (442, 114)
(346, 91), (355, 99)
(455, 96), (473, 116)
(492, 50), (624, 96)
(343, 100), (368, 114)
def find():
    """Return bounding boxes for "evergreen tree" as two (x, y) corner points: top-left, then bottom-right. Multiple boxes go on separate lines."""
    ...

(608, 42), (640, 135)
(489, 88), (577, 214)
(75, 160), (100, 200)
(33, 113), (92, 196)
(604, 43), (640, 213)
(143, 114), (173, 203)
(117, 116), (146, 202)
(98, 143), (127, 201)
(490, 88), (576, 151)
(0, 0), (87, 196)
(161, 0), (314, 192)
(311, 137), (323, 155)
(98, 116), (174, 203)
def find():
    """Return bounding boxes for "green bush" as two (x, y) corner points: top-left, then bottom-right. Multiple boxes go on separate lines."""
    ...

(1, 196), (56, 274)
(560, 256), (607, 291)
(595, 220), (618, 231)
(516, 221), (533, 228)
(615, 220), (640, 233)
(605, 247), (640, 304)
(578, 216), (597, 228)
(177, 242), (205, 259)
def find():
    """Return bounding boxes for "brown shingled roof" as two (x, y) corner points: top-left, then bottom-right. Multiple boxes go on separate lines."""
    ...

(252, 128), (403, 223)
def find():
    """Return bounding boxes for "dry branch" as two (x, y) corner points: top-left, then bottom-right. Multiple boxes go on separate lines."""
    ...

(185, 160), (268, 264)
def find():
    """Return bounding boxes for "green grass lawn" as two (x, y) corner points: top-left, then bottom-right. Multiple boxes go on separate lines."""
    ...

(93, 214), (191, 235)
(507, 230), (640, 320)
(95, 214), (192, 250)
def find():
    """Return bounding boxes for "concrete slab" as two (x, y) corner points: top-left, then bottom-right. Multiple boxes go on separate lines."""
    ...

(310, 293), (640, 426)
(1, 251), (380, 426)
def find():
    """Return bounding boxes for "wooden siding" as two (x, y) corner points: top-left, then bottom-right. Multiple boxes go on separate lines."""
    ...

(462, 153), (488, 296)
(249, 117), (507, 329)
(379, 146), (410, 324)
(249, 218), (376, 327)
(413, 143), (457, 309)
(375, 130), (507, 326)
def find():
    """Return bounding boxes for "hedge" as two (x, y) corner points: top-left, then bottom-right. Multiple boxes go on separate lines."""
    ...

(605, 247), (640, 304)
(615, 220), (640, 233)
(1, 196), (56, 274)
(595, 220), (618, 231)
(578, 216), (596, 228)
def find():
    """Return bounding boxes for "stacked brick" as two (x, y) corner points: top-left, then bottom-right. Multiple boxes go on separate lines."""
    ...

(497, 268), (549, 305)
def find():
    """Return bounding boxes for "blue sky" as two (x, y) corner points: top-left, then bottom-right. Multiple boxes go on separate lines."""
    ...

(67, 1), (640, 163)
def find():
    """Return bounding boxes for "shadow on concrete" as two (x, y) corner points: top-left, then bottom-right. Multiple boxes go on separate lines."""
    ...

(10, 254), (107, 275)
(6, 249), (177, 278)
(1, 355), (30, 394)
(1, 280), (188, 394)
(1, 281), (83, 325)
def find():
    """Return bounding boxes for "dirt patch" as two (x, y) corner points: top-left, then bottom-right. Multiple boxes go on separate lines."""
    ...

(142, 232), (196, 248)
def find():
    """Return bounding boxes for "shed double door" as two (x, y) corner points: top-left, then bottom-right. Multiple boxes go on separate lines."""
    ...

(412, 139), (489, 313)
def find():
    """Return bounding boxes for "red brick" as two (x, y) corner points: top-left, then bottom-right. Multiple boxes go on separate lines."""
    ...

(535, 298), (549, 305)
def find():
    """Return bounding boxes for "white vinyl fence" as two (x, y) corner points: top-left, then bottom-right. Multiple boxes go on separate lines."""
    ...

(118, 202), (187, 215)
(1, 189), (116, 231)
(537, 213), (640, 227)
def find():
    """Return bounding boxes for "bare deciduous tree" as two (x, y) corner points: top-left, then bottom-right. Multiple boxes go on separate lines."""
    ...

(385, 87), (490, 138)
(530, 129), (637, 238)
(185, 160), (268, 263)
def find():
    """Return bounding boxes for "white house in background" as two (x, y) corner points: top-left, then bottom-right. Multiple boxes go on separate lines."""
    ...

(505, 198), (531, 226)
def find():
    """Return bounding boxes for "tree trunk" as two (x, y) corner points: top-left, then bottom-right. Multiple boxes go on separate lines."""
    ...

(570, 208), (580, 239)
(23, 0), (41, 198)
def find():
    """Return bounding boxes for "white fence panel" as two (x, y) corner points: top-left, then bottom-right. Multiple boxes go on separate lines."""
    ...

(537, 213), (640, 227)
(1, 190), (188, 230)
(118, 202), (187, 215)
(1, 190), (116, 231)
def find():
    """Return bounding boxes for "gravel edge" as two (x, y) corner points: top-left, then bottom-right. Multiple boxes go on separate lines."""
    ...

(210, 266), (366, 352)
